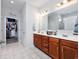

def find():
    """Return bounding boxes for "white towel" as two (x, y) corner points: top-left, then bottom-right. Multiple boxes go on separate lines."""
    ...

(11, 30), (16, 37)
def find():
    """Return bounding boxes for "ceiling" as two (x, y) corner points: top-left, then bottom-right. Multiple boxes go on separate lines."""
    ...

(29, 0), (58, 8)
(1, 0), (26, 12)
(1, 0), (78, 12)
(1, 0), (59, 12)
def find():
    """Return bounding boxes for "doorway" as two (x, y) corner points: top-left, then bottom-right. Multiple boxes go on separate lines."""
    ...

(6, 18), (18, 44)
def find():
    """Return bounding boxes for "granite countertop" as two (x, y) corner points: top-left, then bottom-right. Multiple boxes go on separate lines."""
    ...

(34, 32), (78, 42)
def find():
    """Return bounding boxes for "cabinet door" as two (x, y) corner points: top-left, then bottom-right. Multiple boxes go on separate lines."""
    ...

(42, 36), (48, 43)
(34, 35), (37, 46)
(49, 43), (59, 59)
(42, 36), (49, 54)
(42, 47), (48, 54)
(42, 43), (48, 54)
(37, 35), (42, 49)
(34, 34), (42, 49)
(60, 45), (78, 59)
(49, 38), (59, 59)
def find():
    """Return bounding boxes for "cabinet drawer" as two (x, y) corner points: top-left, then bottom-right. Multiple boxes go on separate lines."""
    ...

(38, 35), (41, 38)
(42, 36), (48, 43)
(34, 34), (38, 37)
(49, 37), (59, 45)
(60, 39), (78, 49)
(34, 37), (41, 44)
(42, 47), (48, 54)
(34, 34), (41, 37)
(42, 43), (48, 48)
(49, 44), (59, 59)
(37, 43), (41, 49)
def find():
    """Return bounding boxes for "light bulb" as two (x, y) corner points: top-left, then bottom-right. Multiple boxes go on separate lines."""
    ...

(10, 1), (14, 4)
(57, 3), (61, 7)
(59, 19), (62, 22)
(63, 0), (68, 4)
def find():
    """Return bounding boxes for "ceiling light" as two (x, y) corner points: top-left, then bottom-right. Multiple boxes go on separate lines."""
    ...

(59, 19), (62, 22)
(10, 1), (14, 4)
(63, 0), (68, 4)
(57, 3), (61, 7)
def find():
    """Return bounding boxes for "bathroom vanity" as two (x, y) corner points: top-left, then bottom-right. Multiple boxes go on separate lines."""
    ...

(33, 33), (78, 59)
(33, 2), (78, 59)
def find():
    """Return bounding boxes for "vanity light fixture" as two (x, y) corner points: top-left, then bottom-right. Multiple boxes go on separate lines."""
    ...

(57, 0), (72, 7)
(42, 9), (48, 14)
(57, 3), (61, 7)
(59, 19), (62, 22)
(10, 1), (14, 4)
(45, 9), (48, 12)
(63, 0), (68, 4)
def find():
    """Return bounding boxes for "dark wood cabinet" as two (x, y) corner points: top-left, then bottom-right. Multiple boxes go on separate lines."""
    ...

(33, 34), (78, 59)
(49, 37), (59, 59)
(42, 36), (49, 54)
(60, 39), (78, 59)
(34, 34), (42, 49)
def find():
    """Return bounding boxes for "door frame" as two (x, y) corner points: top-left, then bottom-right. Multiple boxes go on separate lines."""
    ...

(2, 17), (20, 45)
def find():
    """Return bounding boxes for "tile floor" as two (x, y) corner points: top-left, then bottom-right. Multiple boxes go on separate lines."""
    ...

(0, 43), (51, 59)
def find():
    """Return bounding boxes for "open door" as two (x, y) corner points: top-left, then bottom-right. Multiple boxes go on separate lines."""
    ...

(6, 18), (18, 44)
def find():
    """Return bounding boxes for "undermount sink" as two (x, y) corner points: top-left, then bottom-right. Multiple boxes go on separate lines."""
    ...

(62, 34), (68, 37)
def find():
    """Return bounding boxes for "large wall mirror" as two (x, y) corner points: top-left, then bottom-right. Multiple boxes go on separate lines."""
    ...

(33, 2), (78, 35)
(40, 3), (78, 35)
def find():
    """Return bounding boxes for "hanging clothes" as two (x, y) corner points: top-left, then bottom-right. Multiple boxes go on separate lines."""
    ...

(11, 29), (16, 37)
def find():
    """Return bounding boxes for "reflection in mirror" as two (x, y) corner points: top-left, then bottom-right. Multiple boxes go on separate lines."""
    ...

(48, 11), (78, 30)
(48, 13), (65, 30)
(47, 11), (78, 35)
